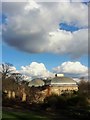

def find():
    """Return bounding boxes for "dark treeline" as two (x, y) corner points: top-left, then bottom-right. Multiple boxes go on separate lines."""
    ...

(1, 63), (90, 119)
(2, 78), (90, 119)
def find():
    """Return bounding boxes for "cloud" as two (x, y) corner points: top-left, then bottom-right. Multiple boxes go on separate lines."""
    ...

(0, 61), (88, 80)
(20, 62), (54, 79)
(53, 61), (88, 77)
(2, 1), (88, 57)
(48, 29), (88, 58)
(0, 63), (18, 74)
(19, 61), (89, 80)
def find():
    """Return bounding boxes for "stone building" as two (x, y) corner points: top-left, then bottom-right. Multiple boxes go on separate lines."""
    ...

(27, 74), (78, 102)
(48, 75), (78, 95)
(2, 74), (78, 103)
(28, 74), (78, 95)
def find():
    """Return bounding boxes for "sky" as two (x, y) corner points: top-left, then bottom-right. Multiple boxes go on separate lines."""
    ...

(0, 0), (89, 80)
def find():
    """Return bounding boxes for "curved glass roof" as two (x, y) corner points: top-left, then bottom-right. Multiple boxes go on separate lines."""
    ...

(28, 77), (78, 87)
(28, 79), (45, 87)
(51, 77), (77, 85)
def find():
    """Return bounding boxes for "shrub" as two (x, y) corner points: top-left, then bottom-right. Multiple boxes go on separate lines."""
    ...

(44, 94), (67, 109)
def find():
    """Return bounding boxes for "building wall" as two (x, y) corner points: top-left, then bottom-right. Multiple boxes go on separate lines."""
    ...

(33, 85), (78, 102)
(3, 84), (78, 103)
(49, 85), (78, 95)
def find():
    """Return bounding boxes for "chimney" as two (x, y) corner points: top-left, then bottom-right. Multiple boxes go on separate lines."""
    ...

(55, 74), (64, 77)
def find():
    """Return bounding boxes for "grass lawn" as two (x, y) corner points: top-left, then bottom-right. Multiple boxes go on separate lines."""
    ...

(2, 105), (90, 120)
(2, 110), (50, 120)
(2, 107), (72, 120)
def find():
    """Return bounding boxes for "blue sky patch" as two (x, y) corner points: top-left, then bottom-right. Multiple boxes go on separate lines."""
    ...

(59, 23), (80, 32)
(1, 14), (7, 24)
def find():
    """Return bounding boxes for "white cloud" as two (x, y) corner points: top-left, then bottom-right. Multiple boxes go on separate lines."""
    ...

(22, 75), (32, 81)
(0, 62), (54, 80)
(0, 64), (18, 74)
(48, 29), (88, 58)
(19, 61), (89, 80)
(2, 1), (88, 58)
(2, 0), (89, 3)
(53, 61), (88, 77)
(0, 61), (89, 80)
(24, 1), (40, 11)
(9, 66), (18, 73)
(20, 62), (54, 79)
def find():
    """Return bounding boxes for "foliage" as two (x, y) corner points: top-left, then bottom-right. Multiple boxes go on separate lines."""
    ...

(1, 63), (13, 80)
(44, 89), (89, 110)
(2, 77), (18, 91)
(44, 94), (67, 109)
(78, 80), (90, 98)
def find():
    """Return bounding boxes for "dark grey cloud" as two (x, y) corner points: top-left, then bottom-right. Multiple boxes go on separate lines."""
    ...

(2, 1), (88, 57)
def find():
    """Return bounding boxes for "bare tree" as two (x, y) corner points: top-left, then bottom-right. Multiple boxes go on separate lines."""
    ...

(11, 73), (23, 83)
(1, 63), (14, 80)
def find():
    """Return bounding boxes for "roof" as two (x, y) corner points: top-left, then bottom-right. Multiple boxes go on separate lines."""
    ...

(50, 77), (77, 86)
(28, 79), (45, 87)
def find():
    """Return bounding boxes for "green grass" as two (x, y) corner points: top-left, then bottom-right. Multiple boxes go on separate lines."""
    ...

(2, 110), (50, 120)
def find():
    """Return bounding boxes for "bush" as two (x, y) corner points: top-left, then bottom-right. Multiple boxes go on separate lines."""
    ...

(44, 92), (89, 111)
(44, 94), (58, 108)
(44, 94), (67, 109)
